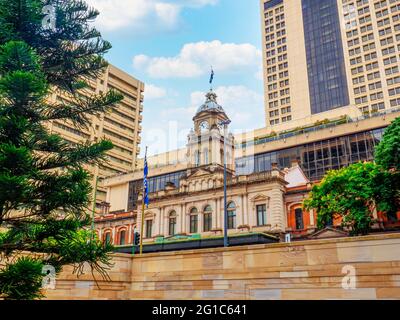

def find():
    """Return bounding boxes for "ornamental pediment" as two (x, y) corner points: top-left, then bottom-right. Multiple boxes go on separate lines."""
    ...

(249, 194), (269, 202)
(309, 227), (349, 239)
(186, 168), (213, 179)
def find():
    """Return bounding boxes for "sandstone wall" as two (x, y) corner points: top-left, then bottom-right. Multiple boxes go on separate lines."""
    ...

(45, 233), (400, 300)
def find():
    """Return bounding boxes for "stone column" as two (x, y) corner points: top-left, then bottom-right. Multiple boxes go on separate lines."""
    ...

(128, 224), (132, 244)
(216, 198), (221, 228)
(212, 198), (218, 229)
(238, 194), (246, 226)
(244, 194), (249, 226)
(248, 198), (255, 228)
(309, 209), (315, 226)
(270, 186), (285, 232)
(181, 203), (186, 234)
(154, 208), (161, 236)
(164, 208), (169, 236)
(159, 207), (164, 236)
(199, 203), (203, 234)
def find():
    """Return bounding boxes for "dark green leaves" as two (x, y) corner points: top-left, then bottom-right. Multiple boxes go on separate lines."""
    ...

(375, 117), (400, 171)
(0, 257), (44, 300)
(0, 0), (119, 300)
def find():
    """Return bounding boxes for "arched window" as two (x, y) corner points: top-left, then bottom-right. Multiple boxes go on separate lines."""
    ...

(203, 205), (212, 232)
(191, 207), (198, 214)
(190, 208), (198, 233)
(119, 230), (126, 245)
(227, 202), (236, 229)
(104, 232), (112, 245)
(194, 151), (200, 167)
(295, 208), (304, 230)
(169, 211), (177, 236)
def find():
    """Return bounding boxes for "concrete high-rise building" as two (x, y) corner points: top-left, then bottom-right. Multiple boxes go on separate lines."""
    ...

(46, 64), (145, 208)
(260, 0), (400, 130)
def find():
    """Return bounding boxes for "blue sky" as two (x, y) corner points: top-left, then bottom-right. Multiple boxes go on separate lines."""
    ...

(88, 0), (264, 156)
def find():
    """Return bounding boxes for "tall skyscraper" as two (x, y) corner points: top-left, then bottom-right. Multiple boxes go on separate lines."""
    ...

(46, 64), (145, 208)
(260, 0), (400, 129)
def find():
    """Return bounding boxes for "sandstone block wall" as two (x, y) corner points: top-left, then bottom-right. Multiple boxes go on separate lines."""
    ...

(45, 233), (400, 300)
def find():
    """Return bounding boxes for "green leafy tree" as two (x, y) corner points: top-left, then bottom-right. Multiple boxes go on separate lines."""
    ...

(375, 117), (400, 171)
(0, 0), (123, 300)
(375, 117), (400, 220)
(304, 162), (382, 235)
(304, 118), (400, 234)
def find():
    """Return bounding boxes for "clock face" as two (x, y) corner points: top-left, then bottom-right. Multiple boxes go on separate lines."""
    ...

(199, 121), (209, 132)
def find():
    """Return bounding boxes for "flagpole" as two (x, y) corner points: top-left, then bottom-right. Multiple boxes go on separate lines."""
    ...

(210, 66), (214, 91)
(139, 146), (148, 255)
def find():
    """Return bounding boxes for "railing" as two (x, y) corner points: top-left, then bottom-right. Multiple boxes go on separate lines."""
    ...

(237, 107), (400, 149)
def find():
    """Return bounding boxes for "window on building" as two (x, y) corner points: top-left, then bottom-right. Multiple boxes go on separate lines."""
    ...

(203, 148), (209, 165)
(145, 220), (153, 238)
(190, 208), (198, 233)
(203, 205), (212, 232)
(257, 204), (267, 226)
(227, 202), (236, 229)
(194, 151), (200, 167)
(119, 230), (126, 245)
(169, 211), (177, 236)
(104, 232), (111, 245)
(295, 208), (304, 230)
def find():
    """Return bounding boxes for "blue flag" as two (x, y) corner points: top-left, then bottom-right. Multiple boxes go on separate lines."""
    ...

(209, 68), (214, 84)
(143, 154), (149, 208)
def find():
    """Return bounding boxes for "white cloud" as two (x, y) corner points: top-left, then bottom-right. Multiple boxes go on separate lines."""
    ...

(133, 40), (262, 79)
(86, 0), (218, 32)
(144, 84), (167, 100)
(155, 3), (180, 27)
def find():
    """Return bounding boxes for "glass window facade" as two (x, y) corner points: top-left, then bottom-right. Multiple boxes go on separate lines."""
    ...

(236, 128), (385, 182)
(264, 0), (283, 10)
(128, 170), (186, 210)
(302, 0), (350, 114)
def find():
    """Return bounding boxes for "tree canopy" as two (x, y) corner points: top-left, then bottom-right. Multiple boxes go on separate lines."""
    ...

(0, 0), (122, 300)
(304, 117), (400, 235)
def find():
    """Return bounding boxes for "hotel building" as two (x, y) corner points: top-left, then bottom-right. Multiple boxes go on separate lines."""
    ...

(46, 64), (145, 208)
(260, 0), (400, 131)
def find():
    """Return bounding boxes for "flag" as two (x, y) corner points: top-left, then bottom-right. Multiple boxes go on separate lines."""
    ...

(143, 151), (149, 208)
(209, 68), (214, 84)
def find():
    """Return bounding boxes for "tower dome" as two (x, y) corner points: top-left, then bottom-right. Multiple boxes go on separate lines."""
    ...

(195, 90), (226, 116)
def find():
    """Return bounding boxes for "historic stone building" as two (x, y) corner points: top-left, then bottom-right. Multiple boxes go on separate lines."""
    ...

(95, 90), (317, 246)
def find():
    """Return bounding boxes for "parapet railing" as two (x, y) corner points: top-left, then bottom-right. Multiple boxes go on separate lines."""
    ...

(237, 107), (400, 149)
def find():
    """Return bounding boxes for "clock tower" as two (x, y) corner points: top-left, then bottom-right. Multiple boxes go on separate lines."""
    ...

(187, 89), (235, 172)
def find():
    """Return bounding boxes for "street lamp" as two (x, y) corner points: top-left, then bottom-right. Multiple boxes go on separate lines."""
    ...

(219, 119), (231, 248)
